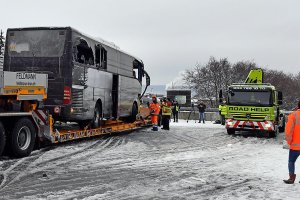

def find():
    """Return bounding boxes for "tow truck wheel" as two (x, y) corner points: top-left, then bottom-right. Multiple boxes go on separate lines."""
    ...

(269, 126), (279, 138)
(0, 122), (6, 156)
(10, 118), (36, 158)
(227, 128), (235, 135)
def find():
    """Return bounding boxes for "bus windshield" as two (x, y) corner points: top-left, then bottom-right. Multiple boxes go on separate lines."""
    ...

(7, 30), (66, 57)
(228, 90), (272, 106)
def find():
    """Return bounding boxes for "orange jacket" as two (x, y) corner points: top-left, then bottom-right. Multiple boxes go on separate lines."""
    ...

(149, 102), (160, 116)
(149, 102), (160, 125)
(285, 109), (300, 150)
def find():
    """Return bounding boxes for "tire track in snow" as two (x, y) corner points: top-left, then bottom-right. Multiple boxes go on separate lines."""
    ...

(0, 136), (128, 192)
(0, 147), (52, 191)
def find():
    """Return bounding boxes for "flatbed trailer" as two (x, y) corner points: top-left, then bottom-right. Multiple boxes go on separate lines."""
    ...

(0, 71), (151, 158)
(52, 118), (152, 144)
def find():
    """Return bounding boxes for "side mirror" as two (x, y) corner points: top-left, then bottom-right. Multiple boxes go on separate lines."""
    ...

(278, 91), (283, 105)
(219, 89), (223, 103)
(146, 73), (150, 86)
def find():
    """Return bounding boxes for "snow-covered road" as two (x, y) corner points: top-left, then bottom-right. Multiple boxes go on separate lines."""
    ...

(0, 120), (299, 200)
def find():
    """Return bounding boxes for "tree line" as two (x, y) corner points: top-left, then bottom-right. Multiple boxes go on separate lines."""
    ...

(0, 30), (5, 70)
(0, 30), (4, 55)
(183, 56), (300, 110)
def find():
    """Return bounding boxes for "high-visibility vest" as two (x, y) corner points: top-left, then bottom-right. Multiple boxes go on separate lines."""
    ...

(219, 105), (227, 115)
(285, 109), (300, 150)
(162, 102), (172, 116)
(175, 105), (179, 112)
(172, 105), (179, 112)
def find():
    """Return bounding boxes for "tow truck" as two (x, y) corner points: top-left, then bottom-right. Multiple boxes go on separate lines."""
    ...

(219, 69), (285, 137)
(0, 71), (151, 158)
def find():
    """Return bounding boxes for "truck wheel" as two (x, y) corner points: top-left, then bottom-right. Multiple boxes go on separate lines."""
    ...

(227, 128), (235, 135)
(269, 131), (277, 138)
(92, 103), (102, 128)
(0, 122), (6, 156)
(10, 118), (36, 158)
(269, 126), (279, 138)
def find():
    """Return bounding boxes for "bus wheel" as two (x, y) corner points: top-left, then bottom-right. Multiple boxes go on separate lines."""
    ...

(10, 118), (36, 158)
(78, 120), (90, 130)
(227, 128), (235, 135)
(92, 103), (102, 128)
(0, 122), (6, 156)
(127, 102), (138, 123)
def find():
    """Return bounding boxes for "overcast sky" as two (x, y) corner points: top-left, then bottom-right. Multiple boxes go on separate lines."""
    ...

(1, 0), (300, 85)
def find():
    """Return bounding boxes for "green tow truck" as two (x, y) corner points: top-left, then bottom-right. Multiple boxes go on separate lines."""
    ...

(219, 69), (285, 137)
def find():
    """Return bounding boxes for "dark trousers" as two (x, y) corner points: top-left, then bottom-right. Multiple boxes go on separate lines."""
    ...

(288, 149), (300, 174)
(173, 112), (178, 122)
(199, 112), (205, 123)
(158, 115), (162, 127)
(220, 115), (225, 125)
(162, 115), (170, 130)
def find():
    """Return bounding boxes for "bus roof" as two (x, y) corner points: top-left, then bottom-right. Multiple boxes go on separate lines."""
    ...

(7, 26), (144, 64)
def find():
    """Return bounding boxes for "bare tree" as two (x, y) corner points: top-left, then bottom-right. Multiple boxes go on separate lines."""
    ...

(231, 61), (257, 83)
(0, 30), (4, 56)
(264, 70), (299, 110)
(184, 57), (233, 106)
(0, 30), (5, 70)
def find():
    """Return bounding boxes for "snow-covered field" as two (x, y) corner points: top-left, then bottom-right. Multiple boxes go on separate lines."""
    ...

(0, 120), (299, 200)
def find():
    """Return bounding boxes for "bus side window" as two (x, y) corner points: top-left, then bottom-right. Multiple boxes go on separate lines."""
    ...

(75, 38), (94, 65)
(95, 45), (107, 70)
(133, 60), (143, 83)
(101, 46), (107, 69)
(95, 45), (101, 68)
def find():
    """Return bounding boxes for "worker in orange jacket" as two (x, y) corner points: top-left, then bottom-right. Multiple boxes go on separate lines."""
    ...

(284, 100), (300, 184)
(149, 96), (160, 131)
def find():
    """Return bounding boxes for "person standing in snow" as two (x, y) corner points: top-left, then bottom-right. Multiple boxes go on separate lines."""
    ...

(172, 100), (180, 122)
(158, 98), (163, 127)
(197, 101), (206, 123)
(161, 98), (172, 130)
(149, 96), (160, 131)
(284, 100), (300, 184)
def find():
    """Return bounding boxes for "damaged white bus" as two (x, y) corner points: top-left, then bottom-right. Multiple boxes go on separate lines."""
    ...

(4, 27), (150, 128)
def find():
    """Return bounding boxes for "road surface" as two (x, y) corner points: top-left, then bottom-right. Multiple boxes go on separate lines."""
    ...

(0, 121), (298, 200)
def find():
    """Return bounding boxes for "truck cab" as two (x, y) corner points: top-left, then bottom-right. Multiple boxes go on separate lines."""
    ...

(220, 69), (284, 137)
